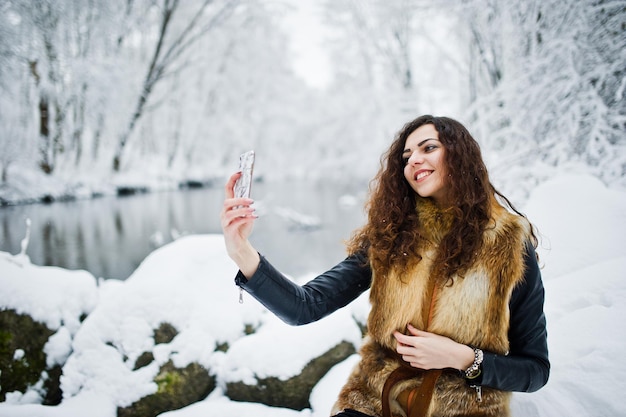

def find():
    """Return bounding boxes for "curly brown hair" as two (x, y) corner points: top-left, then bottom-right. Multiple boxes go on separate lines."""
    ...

(347, 115), (536, 283)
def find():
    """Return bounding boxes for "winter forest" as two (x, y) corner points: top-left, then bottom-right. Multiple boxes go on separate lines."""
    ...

(1, 1), (626, 416)
(1, 0), (624, 206)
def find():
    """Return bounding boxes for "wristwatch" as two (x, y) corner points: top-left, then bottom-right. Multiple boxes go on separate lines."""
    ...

(464, 347), (483, 379)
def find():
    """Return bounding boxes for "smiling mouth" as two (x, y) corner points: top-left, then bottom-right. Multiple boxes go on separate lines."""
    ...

(415, 171), (433, 181)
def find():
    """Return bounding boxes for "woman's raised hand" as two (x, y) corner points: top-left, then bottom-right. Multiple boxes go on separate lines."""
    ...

(220, 172), (260, 278)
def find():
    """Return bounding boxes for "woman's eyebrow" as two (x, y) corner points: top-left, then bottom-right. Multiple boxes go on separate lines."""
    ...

(417, 138), (438, 147)
(403, 138), (439, 153)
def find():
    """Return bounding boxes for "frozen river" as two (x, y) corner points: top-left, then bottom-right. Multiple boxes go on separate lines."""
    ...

(0, 180), (367, 280)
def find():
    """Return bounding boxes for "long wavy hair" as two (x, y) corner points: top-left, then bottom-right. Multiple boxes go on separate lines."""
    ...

(347, 115), (537, 283)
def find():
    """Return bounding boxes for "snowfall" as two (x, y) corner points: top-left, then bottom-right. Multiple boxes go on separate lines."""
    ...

(0, 172), (625, 417)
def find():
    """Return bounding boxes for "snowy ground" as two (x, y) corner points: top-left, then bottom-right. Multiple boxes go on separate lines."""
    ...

(0, 173), (625, 417)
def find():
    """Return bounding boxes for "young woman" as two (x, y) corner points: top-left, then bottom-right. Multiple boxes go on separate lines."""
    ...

(220, 115), (549, 417)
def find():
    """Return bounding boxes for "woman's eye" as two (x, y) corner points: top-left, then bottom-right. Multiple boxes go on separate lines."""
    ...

(425, 145), (438, 152)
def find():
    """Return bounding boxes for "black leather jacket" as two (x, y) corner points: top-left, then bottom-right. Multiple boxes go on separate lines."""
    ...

(235, 245), (549, 393)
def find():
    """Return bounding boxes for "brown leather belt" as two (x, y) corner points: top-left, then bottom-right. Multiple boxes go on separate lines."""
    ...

(382, 274), (443, 417)
(381, 362), (442, 417)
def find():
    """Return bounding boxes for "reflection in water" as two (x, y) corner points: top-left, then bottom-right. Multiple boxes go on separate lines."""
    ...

(0, 181), (367, 280)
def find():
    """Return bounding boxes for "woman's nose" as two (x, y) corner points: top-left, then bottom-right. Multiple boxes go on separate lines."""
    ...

(407, 150), (423, 165)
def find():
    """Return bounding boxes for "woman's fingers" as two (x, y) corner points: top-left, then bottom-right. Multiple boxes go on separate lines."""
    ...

(221, 198), (255, 224)
(406, 323), (426, 336)
(224, 172), (241, 199)
(221, 172), (258, 252)
(221, 171), (254, 225)
(393, 326), (429, 346)
(394, 325), (469, 370)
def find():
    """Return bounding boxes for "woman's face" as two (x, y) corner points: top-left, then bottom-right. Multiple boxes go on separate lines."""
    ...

(402, 124), (450, 205)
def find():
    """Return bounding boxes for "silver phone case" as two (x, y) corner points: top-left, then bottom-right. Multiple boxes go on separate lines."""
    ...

(234, 150), (255, 198)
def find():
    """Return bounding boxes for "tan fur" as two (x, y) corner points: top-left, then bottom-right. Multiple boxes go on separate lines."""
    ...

(332, 200), (530, 417)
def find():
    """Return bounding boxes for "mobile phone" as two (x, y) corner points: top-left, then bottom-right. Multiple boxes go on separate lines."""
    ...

(234, 150), (255, 199)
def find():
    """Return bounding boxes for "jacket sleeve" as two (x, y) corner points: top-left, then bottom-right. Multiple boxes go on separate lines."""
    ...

(235, 252), (372, 325)
(479, 243), (550, 392)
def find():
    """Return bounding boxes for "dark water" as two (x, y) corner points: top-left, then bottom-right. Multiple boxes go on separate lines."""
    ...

(0, 181), (367, 280)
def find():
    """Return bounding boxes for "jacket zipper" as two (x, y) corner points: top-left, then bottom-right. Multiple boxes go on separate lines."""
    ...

(470, 384), (482, 402)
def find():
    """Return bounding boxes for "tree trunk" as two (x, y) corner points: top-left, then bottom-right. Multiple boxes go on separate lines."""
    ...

(111, 0), (235, 171)
(112, 0), (175, 172)
(1, 162), (9, 183)
(51, 101), (64, 170)
(72, 83), (88, 166)
(92, 112), (104, 161)
(38, 97), (52, 173)
(29, 61), (53, 174)
(112, 85), (152, 171)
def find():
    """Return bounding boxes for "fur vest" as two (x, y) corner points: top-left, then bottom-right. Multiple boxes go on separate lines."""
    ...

(332, 199), (531, 417)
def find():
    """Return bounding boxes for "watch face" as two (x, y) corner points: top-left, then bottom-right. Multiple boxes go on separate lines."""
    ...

(465, 367), (481, 379)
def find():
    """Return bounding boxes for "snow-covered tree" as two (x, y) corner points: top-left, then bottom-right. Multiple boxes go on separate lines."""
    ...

(454, 0), (626, 196)
(110, 0), (242, 172)
(0, 0), (623, 197)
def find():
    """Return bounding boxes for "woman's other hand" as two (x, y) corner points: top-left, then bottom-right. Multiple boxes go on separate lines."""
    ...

(393, 324), (475, 371)
(220, 172), (260, 277)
